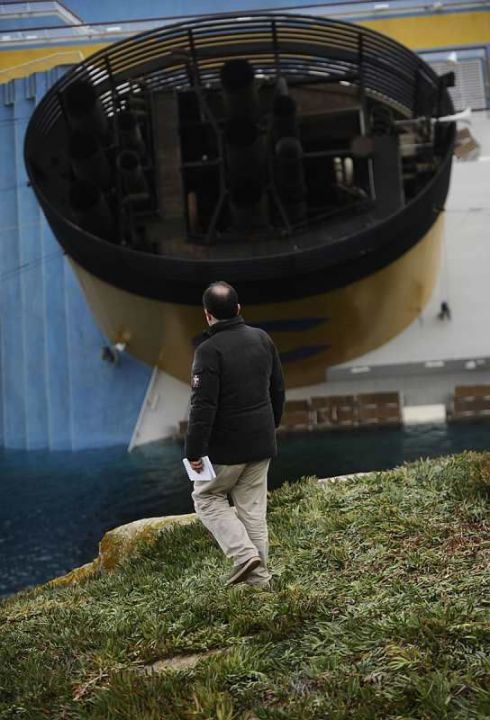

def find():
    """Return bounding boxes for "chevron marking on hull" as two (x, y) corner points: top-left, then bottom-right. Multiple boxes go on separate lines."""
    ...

(280, 344), (332, 363)
(250, 318), (330, 333)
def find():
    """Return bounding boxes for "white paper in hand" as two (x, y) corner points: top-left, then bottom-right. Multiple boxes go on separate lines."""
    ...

(183, 456), (216, 482)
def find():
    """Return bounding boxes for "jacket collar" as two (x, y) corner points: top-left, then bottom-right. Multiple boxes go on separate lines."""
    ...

(205, 315), (244, 337)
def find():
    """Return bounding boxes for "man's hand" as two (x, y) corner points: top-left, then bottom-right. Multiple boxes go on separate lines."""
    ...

(190, 458), (204, 473)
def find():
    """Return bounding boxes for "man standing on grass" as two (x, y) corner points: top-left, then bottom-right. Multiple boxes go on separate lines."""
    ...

(185, 281), (285, 588)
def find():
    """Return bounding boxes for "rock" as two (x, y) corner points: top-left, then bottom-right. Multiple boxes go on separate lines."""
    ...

(48, 559), (100, 588)
(141, 649), (222, 674)
(318, 472), (372, 484)
(99, 514), (197, 571)
(47, 513), (197, 589)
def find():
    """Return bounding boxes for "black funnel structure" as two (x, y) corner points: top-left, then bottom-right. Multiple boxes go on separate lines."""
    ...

(220, 59), (259, 120)
(69, 180), (115, 241)
(63, 79), (109, 138)
(25, 13), (454, 306)
(69, 131), (112, 190)
(117, 150), (149, 201)
(225, 116), (268, 229)
(275, 137), (307, 223)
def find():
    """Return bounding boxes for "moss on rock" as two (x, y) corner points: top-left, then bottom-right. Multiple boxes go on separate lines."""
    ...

(48, 559), (100, 588)
(47, 513), (198, 589)
(98, 514), (197, 571)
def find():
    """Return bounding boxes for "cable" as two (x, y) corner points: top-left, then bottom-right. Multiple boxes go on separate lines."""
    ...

(0, 249), (64, 283)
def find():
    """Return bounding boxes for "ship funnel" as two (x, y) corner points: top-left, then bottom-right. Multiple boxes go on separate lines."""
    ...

(69, 180), (115, 240)
(220, 59), (259, 120)
(63, 79), (109, 138)
(69, 131), (112, 190)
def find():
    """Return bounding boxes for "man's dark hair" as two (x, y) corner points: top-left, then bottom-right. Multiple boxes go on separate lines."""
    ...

(203, 281), (239, 320)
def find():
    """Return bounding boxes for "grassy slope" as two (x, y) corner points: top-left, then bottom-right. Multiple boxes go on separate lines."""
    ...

(0, 452), (489, 720)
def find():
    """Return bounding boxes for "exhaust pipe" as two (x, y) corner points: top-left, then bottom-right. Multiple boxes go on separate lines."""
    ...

(275, 137), (307, 223)
(117, 150), (149, 201)
(69, 131), (112, 190)
(117, 110), (146, 153)
(273, 95), (298, 140)
(69, 180), (115, 241)
(64, 79), (109, 138)
(220, 59), (259, 120)
(225, 116), (268, 228)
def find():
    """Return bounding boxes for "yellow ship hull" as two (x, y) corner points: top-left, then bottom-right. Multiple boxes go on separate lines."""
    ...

(71, 214), (443, 388)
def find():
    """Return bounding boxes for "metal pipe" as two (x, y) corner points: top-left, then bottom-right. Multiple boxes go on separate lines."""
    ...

(117, 110), (146, 153)
(225, 116), (266, 185)
(69, 131), (112, 190)
(275, 137), (307, 223)
(225, 116), (268, 228)
(64, 79), (109, 138)
(69, 180), (115, 240)
(117, 150), (149, 198)
(220, 59), (259, 120)
(273, 95), (298, 139)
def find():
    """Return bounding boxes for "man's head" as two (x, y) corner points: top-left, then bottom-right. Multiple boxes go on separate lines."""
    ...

(202, 281), (241, 325)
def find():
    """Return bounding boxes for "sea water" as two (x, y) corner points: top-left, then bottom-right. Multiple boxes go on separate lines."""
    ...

(1, 423), (489, 597)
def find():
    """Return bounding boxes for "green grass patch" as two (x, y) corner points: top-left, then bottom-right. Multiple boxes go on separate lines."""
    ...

(0, 451), (489, 719)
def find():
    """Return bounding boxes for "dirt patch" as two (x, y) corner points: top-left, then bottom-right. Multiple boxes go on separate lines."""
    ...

(442, 521), (489, 554)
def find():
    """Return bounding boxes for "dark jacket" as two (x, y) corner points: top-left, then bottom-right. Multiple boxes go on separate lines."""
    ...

(184, 316), (285, 465)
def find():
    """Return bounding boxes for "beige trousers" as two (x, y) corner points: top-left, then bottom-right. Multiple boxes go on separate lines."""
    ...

(192, 459), (272, 584)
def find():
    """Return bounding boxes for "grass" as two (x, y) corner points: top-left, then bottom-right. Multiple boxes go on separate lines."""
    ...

(0, 451), (489, 719)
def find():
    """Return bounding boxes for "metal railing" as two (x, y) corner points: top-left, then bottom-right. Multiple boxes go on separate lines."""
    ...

(26, 13), (451, 139)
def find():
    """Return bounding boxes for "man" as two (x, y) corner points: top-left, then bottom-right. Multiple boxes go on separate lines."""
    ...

(185, 281), (285, 588)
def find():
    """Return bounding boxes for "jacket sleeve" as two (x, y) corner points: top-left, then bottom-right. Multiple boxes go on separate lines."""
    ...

(184, 342), (220, 461)
(269, 341), (285, 428)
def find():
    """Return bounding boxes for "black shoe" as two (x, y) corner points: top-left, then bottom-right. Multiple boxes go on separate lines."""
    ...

(225, 556), (261, 586)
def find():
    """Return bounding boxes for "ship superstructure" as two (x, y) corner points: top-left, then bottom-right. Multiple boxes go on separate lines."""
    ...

(24, 13), (455, 389)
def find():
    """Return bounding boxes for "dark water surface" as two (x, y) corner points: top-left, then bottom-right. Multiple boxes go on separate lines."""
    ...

(1, 423), (489, 597)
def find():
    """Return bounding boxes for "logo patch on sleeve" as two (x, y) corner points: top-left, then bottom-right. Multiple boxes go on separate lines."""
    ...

(192, 374), (201, 389)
